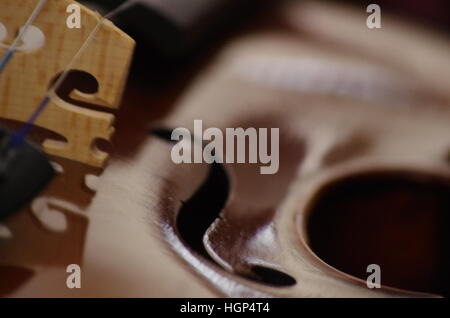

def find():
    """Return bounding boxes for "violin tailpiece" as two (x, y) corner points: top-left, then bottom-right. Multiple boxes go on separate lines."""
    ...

(0, 0), (135, 167)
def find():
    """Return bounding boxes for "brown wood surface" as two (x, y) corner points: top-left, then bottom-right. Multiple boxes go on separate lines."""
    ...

(0, 0), (450, 297)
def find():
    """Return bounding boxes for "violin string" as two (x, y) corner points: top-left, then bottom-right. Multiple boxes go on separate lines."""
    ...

(0, 0), (48, 74)
(10, 0), (137, 148)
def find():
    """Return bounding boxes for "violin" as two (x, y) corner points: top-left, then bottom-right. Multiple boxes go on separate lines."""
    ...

(0, 0), (449, 298)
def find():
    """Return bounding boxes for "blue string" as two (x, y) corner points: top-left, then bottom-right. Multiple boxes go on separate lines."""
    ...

(0, 49), (14, 74)
(0, 48), (52, 149)
(9, 95), (51, 148)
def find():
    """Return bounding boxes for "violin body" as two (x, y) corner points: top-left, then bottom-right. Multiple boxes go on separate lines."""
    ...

(0, 0), (450, 298)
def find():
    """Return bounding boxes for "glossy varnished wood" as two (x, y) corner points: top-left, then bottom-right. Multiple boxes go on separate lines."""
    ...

(1, 0), (450, 297)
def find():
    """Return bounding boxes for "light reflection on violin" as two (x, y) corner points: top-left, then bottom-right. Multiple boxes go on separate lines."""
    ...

(0, 0), (450, 298)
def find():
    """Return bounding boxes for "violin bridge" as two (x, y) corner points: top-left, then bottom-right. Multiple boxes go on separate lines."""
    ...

(0, 0), (135, 167)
